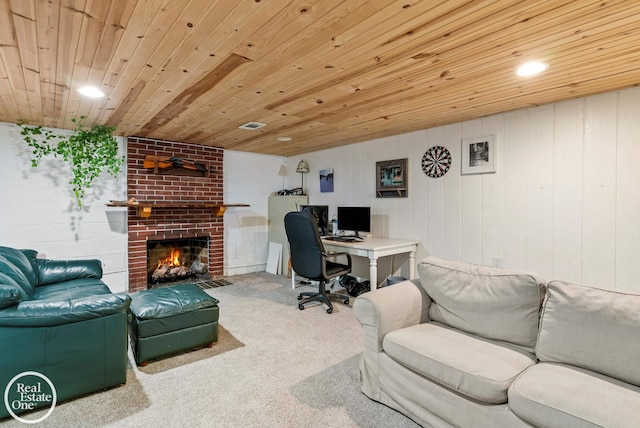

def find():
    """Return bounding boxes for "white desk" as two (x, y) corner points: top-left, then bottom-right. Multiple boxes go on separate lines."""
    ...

(320, 237), (419, 290)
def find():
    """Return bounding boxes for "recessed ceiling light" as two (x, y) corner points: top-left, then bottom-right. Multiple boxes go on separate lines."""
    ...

(516, 61), (548, 77)
(277, 136), (293, 142)
(78, 85), (105, 98)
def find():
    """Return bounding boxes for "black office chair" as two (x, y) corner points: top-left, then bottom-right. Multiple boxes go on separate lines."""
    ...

(284, 211), (352, 314)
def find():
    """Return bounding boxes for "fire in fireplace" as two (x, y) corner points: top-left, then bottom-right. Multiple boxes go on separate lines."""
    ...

(147, 237), (209, 286)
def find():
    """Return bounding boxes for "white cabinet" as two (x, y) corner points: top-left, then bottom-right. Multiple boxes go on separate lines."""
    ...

(268, 195), (308, 275)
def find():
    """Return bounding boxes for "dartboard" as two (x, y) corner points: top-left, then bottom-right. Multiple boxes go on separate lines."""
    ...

(422, 146), (452, 178)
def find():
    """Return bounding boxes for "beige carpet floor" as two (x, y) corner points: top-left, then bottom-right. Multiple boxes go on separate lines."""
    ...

(0, 272), (418, 428)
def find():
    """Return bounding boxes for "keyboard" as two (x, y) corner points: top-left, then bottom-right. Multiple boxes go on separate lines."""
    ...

(324, 236), (363, 243)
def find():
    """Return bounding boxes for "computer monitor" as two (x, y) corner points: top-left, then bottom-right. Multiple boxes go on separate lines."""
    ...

(337, 206), (371, 238)
(300, 205), (329, 236)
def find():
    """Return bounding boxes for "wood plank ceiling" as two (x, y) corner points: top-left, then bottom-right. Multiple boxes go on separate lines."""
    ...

(0, 0), (639, 156)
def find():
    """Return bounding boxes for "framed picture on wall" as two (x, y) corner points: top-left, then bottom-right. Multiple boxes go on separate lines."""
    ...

(461, 135), (496, 175)
(376, 158), (408, 198)
(319, 168), (334, 192)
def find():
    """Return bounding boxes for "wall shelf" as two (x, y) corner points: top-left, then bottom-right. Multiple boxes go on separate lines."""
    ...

(107, 201), (249, 218)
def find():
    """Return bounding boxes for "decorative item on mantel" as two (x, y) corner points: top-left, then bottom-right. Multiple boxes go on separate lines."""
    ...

(143, 154), (211, 177)
(296, 159), (309, 195)
(106, 198), (249, 218)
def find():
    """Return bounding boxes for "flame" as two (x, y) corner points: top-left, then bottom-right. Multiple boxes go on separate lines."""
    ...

(157, 248), (181, 268)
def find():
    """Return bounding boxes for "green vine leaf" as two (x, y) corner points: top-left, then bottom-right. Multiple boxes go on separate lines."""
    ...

(18, 117), (125, 208)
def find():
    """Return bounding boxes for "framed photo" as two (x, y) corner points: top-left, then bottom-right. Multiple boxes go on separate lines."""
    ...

(461, 135), (496, 175)
(376, 158), (408, 198)
(319, 168), (334, 193)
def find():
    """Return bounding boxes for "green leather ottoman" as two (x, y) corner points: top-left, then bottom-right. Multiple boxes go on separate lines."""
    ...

(129, 283), (219, 366)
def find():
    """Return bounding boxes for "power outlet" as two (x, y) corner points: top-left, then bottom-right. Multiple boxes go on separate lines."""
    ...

(492, 257), (502, 268)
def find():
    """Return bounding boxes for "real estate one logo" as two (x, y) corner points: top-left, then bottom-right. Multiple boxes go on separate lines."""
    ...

(3, 371), (57, 424)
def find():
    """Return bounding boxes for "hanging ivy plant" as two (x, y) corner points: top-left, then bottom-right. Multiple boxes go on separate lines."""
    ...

(18, 117), (125, 208)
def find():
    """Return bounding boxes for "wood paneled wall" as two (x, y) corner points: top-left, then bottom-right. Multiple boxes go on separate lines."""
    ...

(294, 87), (640, 292)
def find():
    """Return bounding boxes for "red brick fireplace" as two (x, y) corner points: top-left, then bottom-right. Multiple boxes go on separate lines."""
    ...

(127, 137), (224, 292)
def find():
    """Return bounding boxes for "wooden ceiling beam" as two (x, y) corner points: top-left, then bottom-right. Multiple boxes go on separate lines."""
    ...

(138, 53), (252, 137)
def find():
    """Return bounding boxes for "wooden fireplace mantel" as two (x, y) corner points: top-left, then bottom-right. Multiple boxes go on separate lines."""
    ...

(107, 200), (249, 218)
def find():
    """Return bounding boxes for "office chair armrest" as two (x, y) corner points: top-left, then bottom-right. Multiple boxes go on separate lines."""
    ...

(323, 251), (352, 269)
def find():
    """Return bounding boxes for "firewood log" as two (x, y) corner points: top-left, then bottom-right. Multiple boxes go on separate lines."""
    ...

(152, 263), (170, 280)
(168, 266), (183, 276)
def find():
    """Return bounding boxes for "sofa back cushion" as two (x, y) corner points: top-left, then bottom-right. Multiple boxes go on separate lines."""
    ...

(0, 247), (38, 289)
(36, 258), (102, 286)
(418, 257), (546, 349)
(536, 281), (640, 387)
(0, 276), (27, 308)
(0, 254), (36, 301)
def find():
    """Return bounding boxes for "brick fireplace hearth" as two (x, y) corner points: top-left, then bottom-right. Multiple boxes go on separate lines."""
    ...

(127, 137), (224, 292)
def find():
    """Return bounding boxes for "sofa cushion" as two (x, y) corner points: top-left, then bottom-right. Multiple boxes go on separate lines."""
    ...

(536, 281), (640, 387)
(129, 283), (219, 320)
(0, 293), (131, 327)
(417, 257), (545, 349)
(36, 258), (102, 286)
(33, 278), (112, 301)
(20, 249), (40, 280)
(0, 246), (38, 289)
(509, 362), (640, 428)
(383, 321), (536, 404)
(0, 255), (35, 299)
(0, 281), (24, 309)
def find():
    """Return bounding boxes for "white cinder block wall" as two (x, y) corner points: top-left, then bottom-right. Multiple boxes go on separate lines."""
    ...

(287, 87), (640, 293)
(0, 121), (284, 289)
(0, 122), (129, 292)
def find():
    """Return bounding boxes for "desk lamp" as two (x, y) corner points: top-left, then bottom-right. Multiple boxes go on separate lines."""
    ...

(296, 159), (309, 194)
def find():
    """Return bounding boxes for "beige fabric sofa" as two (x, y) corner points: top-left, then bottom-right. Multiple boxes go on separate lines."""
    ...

(353, 257), (640, 427)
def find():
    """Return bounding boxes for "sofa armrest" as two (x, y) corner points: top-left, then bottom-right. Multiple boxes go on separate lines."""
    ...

(0, 293), (131, 327)
(353, 279), (431, 400)
(353, 279), (430, 351)
(36, 258), (103, 286)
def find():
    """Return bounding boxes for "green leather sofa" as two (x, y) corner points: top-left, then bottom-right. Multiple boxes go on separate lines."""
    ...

(0, 246), (131, 420)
